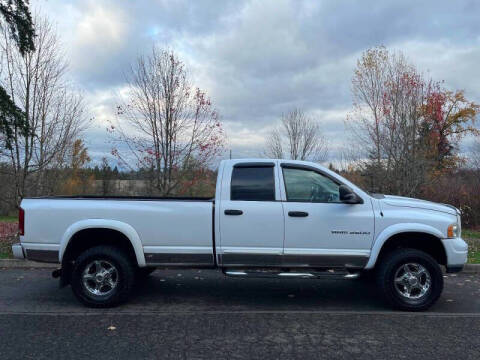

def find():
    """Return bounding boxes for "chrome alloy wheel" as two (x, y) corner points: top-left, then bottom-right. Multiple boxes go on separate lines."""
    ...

(394, 263), (431, 300)
(82, 260), (119, 296)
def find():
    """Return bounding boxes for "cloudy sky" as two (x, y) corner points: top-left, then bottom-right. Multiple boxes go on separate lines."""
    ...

(32, 0), (480, 166)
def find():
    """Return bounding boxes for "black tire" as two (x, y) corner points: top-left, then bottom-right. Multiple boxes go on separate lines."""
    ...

(70, 245), (136, 308)
(359, 269), (375, 283)
(376, 248), (443, 311)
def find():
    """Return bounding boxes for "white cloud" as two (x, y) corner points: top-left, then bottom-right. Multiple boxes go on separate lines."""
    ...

(394, 39), (480, 96)
(71, 2), (130, 76)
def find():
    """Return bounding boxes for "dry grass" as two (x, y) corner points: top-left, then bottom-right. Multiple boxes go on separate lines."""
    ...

(0, 222), (18, 259)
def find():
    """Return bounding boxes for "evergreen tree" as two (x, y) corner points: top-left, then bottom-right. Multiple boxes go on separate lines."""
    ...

(0, 0), (35, 149)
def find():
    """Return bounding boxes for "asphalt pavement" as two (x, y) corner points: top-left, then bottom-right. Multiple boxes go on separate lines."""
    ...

(0, 268), (479, 359)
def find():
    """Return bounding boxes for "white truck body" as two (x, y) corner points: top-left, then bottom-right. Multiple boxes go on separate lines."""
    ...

(12, 159), (468, 309)
(14, 158), (467, 271)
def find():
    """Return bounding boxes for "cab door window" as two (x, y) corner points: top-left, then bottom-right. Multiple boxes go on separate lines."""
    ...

(282, 167), (340, 203)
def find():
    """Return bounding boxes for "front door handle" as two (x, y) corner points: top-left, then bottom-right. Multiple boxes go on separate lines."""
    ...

(288, 211), (309, 217)
(224, 209), (243, 216)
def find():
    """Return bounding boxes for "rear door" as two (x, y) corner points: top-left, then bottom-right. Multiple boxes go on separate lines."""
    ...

(218, 161), (284, 267)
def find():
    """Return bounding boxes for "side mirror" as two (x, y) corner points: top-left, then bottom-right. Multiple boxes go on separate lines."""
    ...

(339, 185), (363, 204)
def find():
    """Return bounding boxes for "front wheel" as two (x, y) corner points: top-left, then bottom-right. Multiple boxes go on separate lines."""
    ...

(70, 245), (136, 308)
(376, 248), (443, 311)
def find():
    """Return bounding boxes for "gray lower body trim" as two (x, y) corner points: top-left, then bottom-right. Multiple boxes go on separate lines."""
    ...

(219, 254), (368, 269)
(25, 249), (59, 263)
(144, 253), (214, 267)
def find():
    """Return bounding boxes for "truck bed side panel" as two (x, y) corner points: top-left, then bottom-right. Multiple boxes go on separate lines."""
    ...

(21, 199), (214, 266)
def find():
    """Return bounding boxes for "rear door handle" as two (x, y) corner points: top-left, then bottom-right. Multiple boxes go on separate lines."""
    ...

(224, 209), (243, 216)
(288, 211), (309, 217)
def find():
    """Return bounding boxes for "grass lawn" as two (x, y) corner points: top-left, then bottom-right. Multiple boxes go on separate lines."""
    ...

(463, 229), (480, 240)
(0, 216), (17, 223)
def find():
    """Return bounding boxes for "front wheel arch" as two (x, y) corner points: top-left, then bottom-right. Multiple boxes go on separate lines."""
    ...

(367, 231), (447, 269)
(378, 232), (447, 266)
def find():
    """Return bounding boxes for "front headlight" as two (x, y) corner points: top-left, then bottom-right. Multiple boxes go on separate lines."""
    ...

(447, 223), (460, 238)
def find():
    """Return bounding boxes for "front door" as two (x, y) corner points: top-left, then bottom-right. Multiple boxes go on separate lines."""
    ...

(280, 164), (374, 269)
(219, 162), (284, 267)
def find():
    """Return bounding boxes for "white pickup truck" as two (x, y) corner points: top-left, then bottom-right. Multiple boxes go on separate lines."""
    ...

(12, 159), (468, 310)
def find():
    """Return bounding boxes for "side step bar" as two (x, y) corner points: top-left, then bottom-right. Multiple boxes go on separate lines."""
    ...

(223, 269), (360, 280)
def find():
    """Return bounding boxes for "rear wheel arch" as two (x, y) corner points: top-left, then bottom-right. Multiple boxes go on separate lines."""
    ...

(62, 228), (138, 266)
(60, 220), (146, 267)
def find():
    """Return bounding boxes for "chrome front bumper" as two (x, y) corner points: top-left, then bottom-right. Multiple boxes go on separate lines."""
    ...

(12, 243), (25, 260)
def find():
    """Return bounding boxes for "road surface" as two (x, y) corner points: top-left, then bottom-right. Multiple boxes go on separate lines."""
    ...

(0, 268), (479, 359)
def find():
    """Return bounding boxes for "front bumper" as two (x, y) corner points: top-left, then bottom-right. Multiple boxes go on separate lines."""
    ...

(441, 237), (468, 272)
(12, 243), (25, 259)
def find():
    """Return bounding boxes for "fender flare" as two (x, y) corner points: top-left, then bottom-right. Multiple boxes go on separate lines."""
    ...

(59, 219), (146, 267)
(365, 223), (444, 269)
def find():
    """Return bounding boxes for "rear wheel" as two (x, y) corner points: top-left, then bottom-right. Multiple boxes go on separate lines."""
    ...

(376, 248), (443, 311)
(71, 245), (135, 308)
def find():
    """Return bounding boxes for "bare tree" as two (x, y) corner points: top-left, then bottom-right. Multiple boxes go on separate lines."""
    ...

(470, 138), (480, 171)
(264, 108), (328, 161)
(265, 128), (283, 159)
(110, 47), (225, 196)
(0, 16), (86, 206)
(348, 47), (432, 195)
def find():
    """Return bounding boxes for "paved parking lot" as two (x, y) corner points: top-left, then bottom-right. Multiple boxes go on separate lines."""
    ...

(0, 268), (479, 359)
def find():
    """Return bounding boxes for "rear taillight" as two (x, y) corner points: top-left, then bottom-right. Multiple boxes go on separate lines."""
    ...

(19, 207), (24, 236)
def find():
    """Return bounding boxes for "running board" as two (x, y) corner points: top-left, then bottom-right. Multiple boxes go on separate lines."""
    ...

(223, 269), (360, 280)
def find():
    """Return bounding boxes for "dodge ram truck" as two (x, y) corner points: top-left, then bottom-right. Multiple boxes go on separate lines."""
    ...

(12, 159), (468, 310)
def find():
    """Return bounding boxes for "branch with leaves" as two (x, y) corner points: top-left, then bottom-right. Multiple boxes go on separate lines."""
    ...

(109, 47), (226, 196)
(347, 46), (479, 196)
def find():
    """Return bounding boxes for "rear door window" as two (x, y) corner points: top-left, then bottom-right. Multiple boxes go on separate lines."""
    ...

(231, 166), (275, 201)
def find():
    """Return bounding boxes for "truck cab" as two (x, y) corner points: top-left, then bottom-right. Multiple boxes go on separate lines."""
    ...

(215, 159), (374, 269)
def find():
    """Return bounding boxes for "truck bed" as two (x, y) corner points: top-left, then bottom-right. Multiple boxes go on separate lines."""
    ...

(20, 197), (215, 266)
